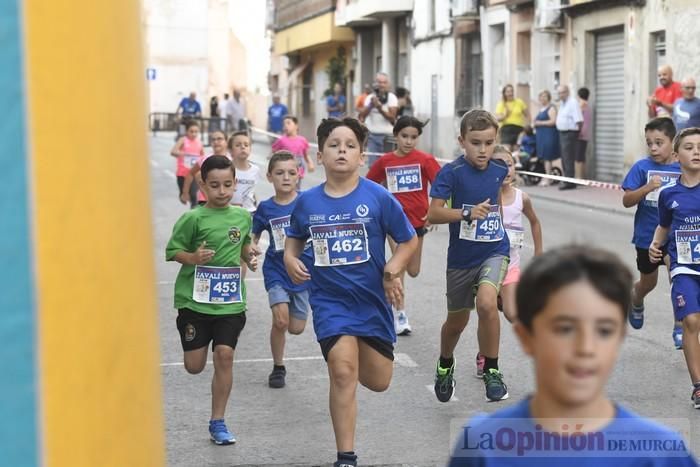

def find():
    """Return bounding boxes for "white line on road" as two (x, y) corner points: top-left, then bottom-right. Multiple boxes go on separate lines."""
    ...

(150, 159), (159, 168)
(426, 384), (458, 401)
(394, 352), (418, 367)
(163, 169), (175, 178)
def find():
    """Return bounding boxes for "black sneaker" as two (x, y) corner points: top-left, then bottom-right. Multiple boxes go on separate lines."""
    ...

(333, 461), (357, 467)
(484, 368), (509, 402)
(434, 358), (456, 402)
(692, 387), (700, 409)
(268, 366), (286, 388)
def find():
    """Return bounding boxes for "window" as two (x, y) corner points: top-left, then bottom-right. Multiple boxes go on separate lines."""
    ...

(650, 31), (666, 91)
(455, 32), (482, 113)
(429, 0), (436, 33)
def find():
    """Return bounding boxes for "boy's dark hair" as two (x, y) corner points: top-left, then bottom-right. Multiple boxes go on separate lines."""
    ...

(673, 127), (700, 153)
(577, 87), (590, 100)
(317, 117), (369, 151)
(516, 245), (633, 331)
(644, 117), (676, 142)
(201, 155), (236, 182)
(267, 150), (296, 173)
(227, 131), (250, 150)
(393, 116), (425, 136)
(185, 120), (200, 130)
(459, 109), (499, 137)
(283, 115), (298, 125)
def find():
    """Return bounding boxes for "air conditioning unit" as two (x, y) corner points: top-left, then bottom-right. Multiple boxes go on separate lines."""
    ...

(535, 0), (563, 31)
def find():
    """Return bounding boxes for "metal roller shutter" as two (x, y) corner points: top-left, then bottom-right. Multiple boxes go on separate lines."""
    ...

(594, 27), (625, 182)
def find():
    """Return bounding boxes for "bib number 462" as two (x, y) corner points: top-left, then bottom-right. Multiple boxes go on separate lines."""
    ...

(331, 238), (363, 253)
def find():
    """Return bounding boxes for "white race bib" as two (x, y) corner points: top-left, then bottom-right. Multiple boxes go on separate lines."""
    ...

(269, 215), (290, 252)
(676, 230), (700, 265)
(309, 223), (370, 267)
(459, 204), (505, 242)
(386, 164), (422, 193)
(193, 266), (242, 303)
(645, 170), (680, 206)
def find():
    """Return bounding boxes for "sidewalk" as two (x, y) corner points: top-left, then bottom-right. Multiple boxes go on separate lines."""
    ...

(520, 182), (632, 217)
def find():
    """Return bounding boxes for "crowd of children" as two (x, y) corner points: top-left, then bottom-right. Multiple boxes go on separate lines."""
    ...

(163, 108), (700, 466)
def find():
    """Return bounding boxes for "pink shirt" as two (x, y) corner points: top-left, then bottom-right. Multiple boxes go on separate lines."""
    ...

(272, 135), (310, 177)
(175, 136), (203, 177)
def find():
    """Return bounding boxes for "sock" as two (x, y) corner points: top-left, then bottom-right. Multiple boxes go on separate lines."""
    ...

(439, 355), (454, 369)
(484, 357), (499, 372)
(338, 451), (357, 463)
(273, 364), (285, 371)
(693, 382), (700, 389)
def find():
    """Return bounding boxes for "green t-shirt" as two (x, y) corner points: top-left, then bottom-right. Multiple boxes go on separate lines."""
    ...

(166, 206), (252, 315)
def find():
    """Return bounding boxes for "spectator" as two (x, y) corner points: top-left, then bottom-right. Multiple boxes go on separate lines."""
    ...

(495, 84), (529, 153)
(225, 89), (247, 131)
(555, 84), (583, 190)
(576, 87), (592, 179)
(220, 93), (230, 121)
(210, 96), (219, 118)
(355, 83), (371, 115)
(326, 82), (346, 118)
(673, 77), (700, 131)
(647, 65), (682, 118)
(396, 87), (414, 117)
(533, 90), (561, 186)
(267, 94), (288, 136)
(176, 91), (202, 118)
(359, 72), (398, 167)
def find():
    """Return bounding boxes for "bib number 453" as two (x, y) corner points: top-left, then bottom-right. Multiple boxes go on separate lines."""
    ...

(213, 281), (238, 294)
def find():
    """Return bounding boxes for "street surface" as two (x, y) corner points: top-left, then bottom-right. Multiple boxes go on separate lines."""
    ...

(150, 134), (698, 466)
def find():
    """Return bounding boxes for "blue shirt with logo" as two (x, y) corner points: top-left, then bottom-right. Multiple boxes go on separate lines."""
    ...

(621, 157), (681, 248)
(673, 98), (700, 131)
(448, 397), (697, 466)
(268, 103), (288, 133)
(658, 181), (700, 277)
(178, 97), (201, 116)
(326, 94), (346, 118)
(252, 196), (311, 293)
(287, 178), (415, 342)
(430, 157), (510, 269)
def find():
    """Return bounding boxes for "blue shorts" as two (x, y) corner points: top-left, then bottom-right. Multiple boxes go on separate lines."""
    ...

(267, 284), (310, 321)
(671, 274), (700, 322)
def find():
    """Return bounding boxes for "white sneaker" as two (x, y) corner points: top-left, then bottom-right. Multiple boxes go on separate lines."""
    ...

(395, 311), (412, 336)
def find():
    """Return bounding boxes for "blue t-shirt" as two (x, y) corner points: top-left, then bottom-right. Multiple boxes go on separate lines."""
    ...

(521, 134), (536, 156)
(178, 97), (201, 116)
(658, 181), (700, 277)
(268, 103), (288, 133)
(449, 397), (697, 466)
(430, 157), (510, 269)
(287, 178), (415, 342)
(252, 196), (311, 293)
(673, 98), (700, 131)
(326, 94), (346, 118)
(621, 157), (681, 248)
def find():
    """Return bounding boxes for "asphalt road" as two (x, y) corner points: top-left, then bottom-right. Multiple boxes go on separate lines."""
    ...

(149, 134), (698, 466)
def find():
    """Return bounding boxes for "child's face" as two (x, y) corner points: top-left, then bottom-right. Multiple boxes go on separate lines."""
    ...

(201, 168), (236, 208)
(645, 129), (673, 164)
(211, 133), (227, 154)
(186, 126), (199, 140)
(283, 119), (297, 136)
(675, 134), (700, 172)
(318, 126), (364, 175)
(230, 135), (251, 160)
(458, 127), (498, 170)
(395, 126), (419, 155)
(515, 280), (625, 409)
(493, 151), (515, 184)
(267, 159), (299, 194)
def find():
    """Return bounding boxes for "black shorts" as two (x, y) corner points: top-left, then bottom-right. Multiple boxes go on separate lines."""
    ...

(176, 308), (246, 351)
(500, 124), (523, 146)
(575, 139), (588, 163)
(635, 246), (667, 275)
(415, 226), (428, 237)
(319, 335), (394, 362)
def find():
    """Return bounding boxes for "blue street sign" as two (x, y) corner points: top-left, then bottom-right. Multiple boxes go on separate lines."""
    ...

(146, 68), (156, 81)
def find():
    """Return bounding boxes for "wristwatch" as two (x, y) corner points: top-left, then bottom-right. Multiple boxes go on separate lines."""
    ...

(383, 270), (399, 281)
(461, 207), (472, 223)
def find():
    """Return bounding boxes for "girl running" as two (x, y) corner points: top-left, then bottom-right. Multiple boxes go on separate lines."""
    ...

(171, 121), (204, 207)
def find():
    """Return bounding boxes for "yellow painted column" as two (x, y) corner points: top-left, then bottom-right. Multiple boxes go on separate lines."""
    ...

(24, 1), (165, 465)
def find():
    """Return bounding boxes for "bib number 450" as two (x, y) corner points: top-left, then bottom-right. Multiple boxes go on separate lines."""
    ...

(479, 219), (500, 232)
(331, 238), (363, 253)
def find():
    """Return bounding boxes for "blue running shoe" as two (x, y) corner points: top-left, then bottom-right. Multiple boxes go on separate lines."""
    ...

(209, 419), (236, 445)
(673, 326), (683, 350)
(484, 368), (509, 402)
(628, 304), (644, 329)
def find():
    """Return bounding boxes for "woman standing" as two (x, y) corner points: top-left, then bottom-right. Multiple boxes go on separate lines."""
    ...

(533, 90), (561, 186)
(495, 84), (528, 152)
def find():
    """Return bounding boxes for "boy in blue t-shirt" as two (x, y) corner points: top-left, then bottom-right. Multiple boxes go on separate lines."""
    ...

(428, 109), (510, 403)
(252, 151), (312, 389)
(651, 126), (700, 408)
(621, 117), (682, 347)
(284, 117), (417, 467)
(449, 246), (697, 466)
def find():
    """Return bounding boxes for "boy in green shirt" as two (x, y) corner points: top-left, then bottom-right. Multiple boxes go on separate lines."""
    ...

(166, 155), (258, 445)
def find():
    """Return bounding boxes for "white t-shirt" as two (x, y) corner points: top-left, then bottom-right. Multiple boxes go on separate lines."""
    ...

(555, 97), (583, 131)
(232, 163), (260, 212)
(364, 92), (398, 135)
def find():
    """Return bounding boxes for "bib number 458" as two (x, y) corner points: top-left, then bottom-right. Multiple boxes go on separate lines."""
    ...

(331, 238), (363, 253)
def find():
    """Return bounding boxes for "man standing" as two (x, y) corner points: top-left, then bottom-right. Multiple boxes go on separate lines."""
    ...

(326, 83), (346, 118)
(672, 77), (700, 131)
(225, 89), (247, 131)
(359, 72), (398, 167)
(555, 84), (583, 191)
(176, 92), (202, 118)
(267, 94), (288, 136)
(647, 65), (682, 118)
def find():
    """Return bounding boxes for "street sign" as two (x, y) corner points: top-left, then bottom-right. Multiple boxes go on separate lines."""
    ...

(146, 68), (156, 81)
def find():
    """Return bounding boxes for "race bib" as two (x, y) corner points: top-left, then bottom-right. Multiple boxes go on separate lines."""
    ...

(269, 215), (290, 252)
(459, 204), (504, 242)
(386, 164), (422, 193)
(184, 154), (199, 169)
(676, 230), (700, 265)
(506, 226), (525, 248)
(193, 266), (242, 303)
(309, 223), (370, 266)
(645, 170), (680, 205)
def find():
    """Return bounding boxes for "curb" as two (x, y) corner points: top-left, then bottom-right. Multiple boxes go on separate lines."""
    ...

(524, 191), (634, 217)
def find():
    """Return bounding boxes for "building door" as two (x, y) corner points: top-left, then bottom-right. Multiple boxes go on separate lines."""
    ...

(594, 27), (625, 182)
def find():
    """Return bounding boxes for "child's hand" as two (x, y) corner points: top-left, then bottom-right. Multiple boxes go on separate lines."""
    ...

(179, 193), (189, 205)
(649, 241), (664, 263)
(192, 241), (215, 265)
(244, 246), (260, 272)
(470, 199), (492, 220)
(383, 276), (403, 308)
(647, 175), (662, 191)
(287, 258), (311, 284)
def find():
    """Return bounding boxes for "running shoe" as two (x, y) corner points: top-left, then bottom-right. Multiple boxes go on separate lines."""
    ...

(434, 358), (456, 403)
(628, 303), (644, 329)
(333, 461), (357, 467)
(673, 326), (683, 350)
(483, 368), (509, 402)
(268, 366), (286, 388)
(209, 419), (236, 445)
(395, 311), (412, 336)
(692, 387), (700, 409)
(475, 353), (485, 379)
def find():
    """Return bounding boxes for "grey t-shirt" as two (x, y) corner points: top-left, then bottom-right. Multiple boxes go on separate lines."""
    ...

(673, 97), (700, 131)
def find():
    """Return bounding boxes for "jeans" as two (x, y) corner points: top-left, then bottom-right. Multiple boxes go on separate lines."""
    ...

(559, 130), (579, 184)
(366, 132), (390, 167)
